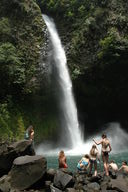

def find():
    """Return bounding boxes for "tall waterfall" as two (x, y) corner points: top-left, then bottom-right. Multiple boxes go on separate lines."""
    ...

(43, 15), (83, 148)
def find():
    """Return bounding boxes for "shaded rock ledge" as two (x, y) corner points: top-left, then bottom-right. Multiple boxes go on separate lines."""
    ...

(0, 140), (35, 177)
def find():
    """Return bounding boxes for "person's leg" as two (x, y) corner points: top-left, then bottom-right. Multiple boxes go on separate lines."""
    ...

(102, 154), (107, 175)
(103, 155), (109, 176)
(105, 154), (109, 176)
(89, 162), (92, 175)
(94, 161), (97, 176)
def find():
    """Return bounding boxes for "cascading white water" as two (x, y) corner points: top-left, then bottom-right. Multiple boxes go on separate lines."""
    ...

(36, 14), (128, 156)
(43, 14), (83, 148)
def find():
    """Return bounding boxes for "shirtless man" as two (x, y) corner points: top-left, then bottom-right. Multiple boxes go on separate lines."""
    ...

(118, 161), (128, 174)
(93, 134), (112, 176)
(109, 160), (118, 172)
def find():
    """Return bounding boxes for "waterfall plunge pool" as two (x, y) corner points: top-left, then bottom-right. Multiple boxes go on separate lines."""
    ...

(46, 151), (128, 172)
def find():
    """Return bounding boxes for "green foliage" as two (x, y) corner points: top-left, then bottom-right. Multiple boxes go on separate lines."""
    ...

(72, 68), (81, 79)
(0, 17), (11, 42)
(37, 0), (128, 128)
(0, 103), (13, 140)
(0, 0), (45, 140)
(0, 0), (44, 96)
(16, 114), (25, 139)
(0, 43), (25, 97)
(98, 27), (128, 61)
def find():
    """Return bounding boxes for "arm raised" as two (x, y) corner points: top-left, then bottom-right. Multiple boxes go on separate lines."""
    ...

(93, 138), (102, 145)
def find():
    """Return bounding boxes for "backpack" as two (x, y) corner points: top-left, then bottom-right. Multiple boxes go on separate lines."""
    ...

(24, 131), (29, 140)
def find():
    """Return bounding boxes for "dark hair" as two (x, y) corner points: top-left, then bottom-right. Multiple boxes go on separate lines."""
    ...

(27, 125), (34, 134)
(122, 161), (127, 165)
(102, 134), (107, 139)
(110, 160), (115, 163)
(84, 154), (90, 159)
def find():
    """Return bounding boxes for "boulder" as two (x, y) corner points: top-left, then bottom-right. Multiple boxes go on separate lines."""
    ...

(0, 140), (35, 177)
(88, 175), (101, 183)
(82, 185), (88, 191)
(45, 180), (52, 192)
(0, 175), (11, 192)
(50, 184), (62, 192)
(109, 177), (128, 192)
(46, 168), (56, 181)
(109, 170), (117, 179)
(53, 170), (74, 190)
(87, 182), (100, 192)
(65, 188), (77, 192)
(9, 155), (47, 190)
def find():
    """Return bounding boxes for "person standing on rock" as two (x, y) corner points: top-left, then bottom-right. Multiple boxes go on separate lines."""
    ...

(25, 125), (34, 141)
(58, 150), (68, 168)
(24, 125), (35, 155)
(89, 144), (100, 176)
(93, 134), (112, 176)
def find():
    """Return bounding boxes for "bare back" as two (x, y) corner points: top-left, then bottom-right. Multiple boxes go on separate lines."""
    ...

(102, 138), (110, 152)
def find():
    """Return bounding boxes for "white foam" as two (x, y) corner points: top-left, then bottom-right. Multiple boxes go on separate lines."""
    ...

(36, 122), (128, 156)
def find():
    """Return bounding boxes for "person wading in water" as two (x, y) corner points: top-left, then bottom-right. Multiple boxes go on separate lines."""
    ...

(93, 134), (112, 176)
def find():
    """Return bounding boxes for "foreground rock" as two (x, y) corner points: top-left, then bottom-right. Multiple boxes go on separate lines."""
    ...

(0, 140), (35, 177)
(109, 175), (128, 192)
(0, 175), (11, 192)
(9, 155), (47, 190)
(53, 170), (74, 190)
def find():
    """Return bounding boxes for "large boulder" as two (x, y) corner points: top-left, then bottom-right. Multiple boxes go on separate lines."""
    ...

(0, 175), (11, 192)
(46, 168), (56, 181)
(50, 184), (62, 192)
(9, 155), (47, 190)
(0, 140), (35, 177)
(109, 176), (128, 192)
(53, 170), (74, 190)
(87, 182), (100, 192)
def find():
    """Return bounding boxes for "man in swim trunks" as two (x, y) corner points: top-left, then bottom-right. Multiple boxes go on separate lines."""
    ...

(93, 134), (112, 176)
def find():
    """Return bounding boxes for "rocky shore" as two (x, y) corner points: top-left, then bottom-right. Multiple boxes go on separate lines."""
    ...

(0, 141), (128, 192)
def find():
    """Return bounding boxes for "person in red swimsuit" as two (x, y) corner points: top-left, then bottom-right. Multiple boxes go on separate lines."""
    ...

(58, 150), (68, 168)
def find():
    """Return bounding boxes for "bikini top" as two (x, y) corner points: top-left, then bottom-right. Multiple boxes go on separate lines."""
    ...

(81, 160), (88, 166)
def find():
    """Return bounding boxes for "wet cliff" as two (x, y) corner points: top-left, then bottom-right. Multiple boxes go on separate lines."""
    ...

(37, 0), (128, 134)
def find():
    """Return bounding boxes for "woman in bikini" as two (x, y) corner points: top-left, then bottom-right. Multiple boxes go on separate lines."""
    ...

(58, 150), (68, 168)
(77, 154), (90, 171)
(93, 134), (112, 176)
(89, 144), (100, 176)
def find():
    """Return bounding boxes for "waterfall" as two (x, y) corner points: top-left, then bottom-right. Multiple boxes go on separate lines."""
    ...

(43, 14), (83, 148)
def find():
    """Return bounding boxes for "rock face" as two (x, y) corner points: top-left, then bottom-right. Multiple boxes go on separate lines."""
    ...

(0, 140), (35, 177)
(10, 155), (47, 190)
